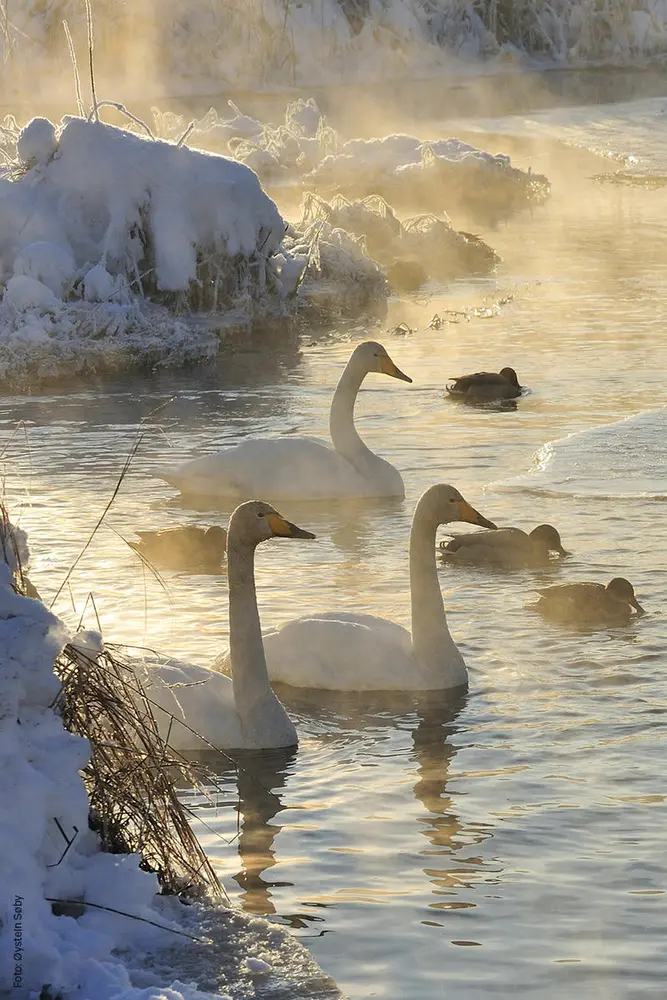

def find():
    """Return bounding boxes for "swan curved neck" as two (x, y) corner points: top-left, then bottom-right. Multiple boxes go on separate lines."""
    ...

(227, 537), (273, 713)
(409, 502), (465, 685)
(329, 361), (374, 468)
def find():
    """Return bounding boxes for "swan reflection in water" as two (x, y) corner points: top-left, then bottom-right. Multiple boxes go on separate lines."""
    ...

(181, 689), (494, 930)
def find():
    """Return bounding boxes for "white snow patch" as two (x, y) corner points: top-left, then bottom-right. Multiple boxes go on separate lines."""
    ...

(244, 956), (272, 976)
(4, 274), (60, 311)
(17, 116), (57, 167)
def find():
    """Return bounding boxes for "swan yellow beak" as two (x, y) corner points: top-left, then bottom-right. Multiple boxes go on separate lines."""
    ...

(380, 355), (412, 383)
(457, 500), (497, 529)
(267, 512), (316, 540)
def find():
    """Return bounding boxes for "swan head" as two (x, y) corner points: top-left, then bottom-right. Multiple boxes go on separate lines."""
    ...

(499, 366), (521, 388)
(228, 500), (316, 547)
(606, 577), (644, 612)
(351, 341), (412, 382)
(530, 524), (568, 555)
(418, 484), (497, 529)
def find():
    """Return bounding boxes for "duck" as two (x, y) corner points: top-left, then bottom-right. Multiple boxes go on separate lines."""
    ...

(218, 485), (496, 691)
(532, 577), (645, 625)
(134, 501), (315, 750)
(446, 366), (523, 400)
(129, 525), (227, 572)
(440, 524), (567, 569)
(154, 341), (412, 501)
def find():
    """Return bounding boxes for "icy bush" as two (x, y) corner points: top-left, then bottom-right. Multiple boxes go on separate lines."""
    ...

(300, 192), (500, 288)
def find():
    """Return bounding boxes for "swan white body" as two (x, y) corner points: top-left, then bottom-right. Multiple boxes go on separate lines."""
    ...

(135, 501), (314, 751)
(218, 485), (496, 692)
(155, 341), (411, 500)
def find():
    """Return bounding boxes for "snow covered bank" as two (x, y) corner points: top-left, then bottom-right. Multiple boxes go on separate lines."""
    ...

(0, 515), (342, 999)
(156, 101), (549, 227)
(0, 113), (389, 387)
(4, 0), (667, 99)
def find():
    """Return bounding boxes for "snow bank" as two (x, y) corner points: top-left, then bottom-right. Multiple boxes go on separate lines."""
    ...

(0, 520), (166, 998)
(0, 517), (342, 999)
(2, 116), (285, 296)
(156, 102), (547, 227)
(4, 0), (667, 99)
(0, 113), (389, 386)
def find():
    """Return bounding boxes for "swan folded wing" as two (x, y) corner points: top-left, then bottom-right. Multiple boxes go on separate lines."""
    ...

(135, 656), (244, 750)
(262, 612), (414, 690)
(155, 437), (374, 499)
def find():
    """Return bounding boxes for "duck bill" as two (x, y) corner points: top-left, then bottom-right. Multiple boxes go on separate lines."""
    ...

(267, 513), (316, 540)
(380, 356), (412, 383)
(456, 499), (497, 529)
(630, 597), (645, 614)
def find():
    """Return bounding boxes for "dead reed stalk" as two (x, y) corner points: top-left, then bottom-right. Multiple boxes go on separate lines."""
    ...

(53, 640), (225, 899)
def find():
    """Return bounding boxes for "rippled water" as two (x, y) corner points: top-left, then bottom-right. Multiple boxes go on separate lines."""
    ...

(3, 97), (667, 999)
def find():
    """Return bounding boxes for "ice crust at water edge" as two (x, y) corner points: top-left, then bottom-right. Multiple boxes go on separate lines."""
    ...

(492, 407), (667, 499)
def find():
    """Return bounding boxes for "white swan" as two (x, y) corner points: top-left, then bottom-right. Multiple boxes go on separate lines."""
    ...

(135, 500), (315, 750)
(155, 341), (412, 500)
(217, 485), (496, 692)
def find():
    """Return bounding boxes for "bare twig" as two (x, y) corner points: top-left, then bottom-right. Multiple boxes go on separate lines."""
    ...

(176, 121), (195, 148)
(45, 898), (211, 941)
(62, 20), (85, 117)
(90, 101), (155, 139)
(85, 0), (98, 122)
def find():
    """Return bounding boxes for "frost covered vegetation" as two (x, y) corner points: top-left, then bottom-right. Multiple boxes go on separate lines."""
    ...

(0, 101), (545, 387)
(0, 512), (342, 999)
(3, 0), (667, 95)
(0, 111), (387, 387)
(170, 101), (550, 227)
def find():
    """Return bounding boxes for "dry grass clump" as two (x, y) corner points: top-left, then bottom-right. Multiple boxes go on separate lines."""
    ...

(52, 641), (224, 899)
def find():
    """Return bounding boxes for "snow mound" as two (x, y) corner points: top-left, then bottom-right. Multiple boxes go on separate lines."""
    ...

(4, 274), (60, 311)
(13, 241), (77, 296)
(306, 135), (550, 225)
(16, 116), (57, 167)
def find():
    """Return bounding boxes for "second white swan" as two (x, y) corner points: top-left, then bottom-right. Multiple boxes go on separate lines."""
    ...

(155, 341), (412, 500)
(135, 500), (314, 750)
(217, 485), (496, 692)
